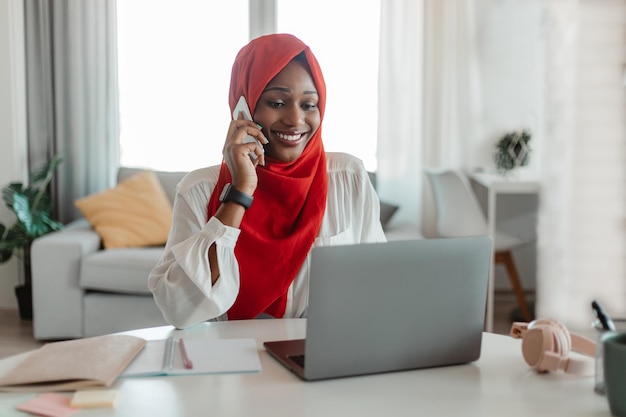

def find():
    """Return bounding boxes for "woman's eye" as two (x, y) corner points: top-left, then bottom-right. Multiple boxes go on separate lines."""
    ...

(267, 101), (284, 109)
(302, 103), (317, 111)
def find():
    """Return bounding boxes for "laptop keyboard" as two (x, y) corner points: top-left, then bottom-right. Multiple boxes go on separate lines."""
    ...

(288, 354), (306, 369)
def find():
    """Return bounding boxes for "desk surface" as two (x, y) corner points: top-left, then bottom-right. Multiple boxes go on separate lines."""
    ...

(468, 171), (540, 193)
(0, 319), (609, 417)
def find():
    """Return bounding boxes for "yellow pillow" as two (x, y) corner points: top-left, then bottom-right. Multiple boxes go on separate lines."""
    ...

(75, 170), (173, 249)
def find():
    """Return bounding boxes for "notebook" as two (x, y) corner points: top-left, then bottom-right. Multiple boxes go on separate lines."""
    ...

(121, 337), (261, 377)
(264, 236), (492, 381)
(0, 335), (146, 392)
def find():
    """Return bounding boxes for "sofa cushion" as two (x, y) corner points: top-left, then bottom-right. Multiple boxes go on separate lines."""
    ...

(75, 170), (173, 249)
(380, 201), (399, 230)
(80, 247), (165, 295)
(117, 167), (187, 205)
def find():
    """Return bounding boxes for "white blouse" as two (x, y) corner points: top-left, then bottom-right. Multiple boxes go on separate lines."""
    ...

(148, 152), (387, 329)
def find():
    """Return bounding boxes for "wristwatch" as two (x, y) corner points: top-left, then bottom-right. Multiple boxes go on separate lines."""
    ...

(219, 183), (253, 209)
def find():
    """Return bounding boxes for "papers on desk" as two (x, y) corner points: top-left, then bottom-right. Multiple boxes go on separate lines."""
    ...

(121, 337), (261, 377)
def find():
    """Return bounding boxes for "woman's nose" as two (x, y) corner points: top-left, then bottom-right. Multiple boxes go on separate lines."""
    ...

(282, 104), (304, 127)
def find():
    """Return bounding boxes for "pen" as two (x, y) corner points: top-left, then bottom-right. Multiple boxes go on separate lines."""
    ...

(592, 300), (616, 331)
(178, 338), (194, 370)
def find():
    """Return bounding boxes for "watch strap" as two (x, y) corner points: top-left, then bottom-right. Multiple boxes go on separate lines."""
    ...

(219, 183), (253, 209)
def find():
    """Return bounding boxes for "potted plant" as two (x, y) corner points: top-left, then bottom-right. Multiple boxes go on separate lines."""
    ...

(0, 154), (64, 319)
(493, 130), (532, 176)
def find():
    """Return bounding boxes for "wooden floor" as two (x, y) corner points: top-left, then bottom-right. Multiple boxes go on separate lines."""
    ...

(0, 292), (531, 359)
(0, 309), (44, 359)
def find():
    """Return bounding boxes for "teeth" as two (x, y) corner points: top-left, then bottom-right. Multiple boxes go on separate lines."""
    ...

(275, 132), (303, 141)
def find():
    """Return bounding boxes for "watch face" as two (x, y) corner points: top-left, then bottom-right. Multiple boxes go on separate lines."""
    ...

(219, 183), (231, 202)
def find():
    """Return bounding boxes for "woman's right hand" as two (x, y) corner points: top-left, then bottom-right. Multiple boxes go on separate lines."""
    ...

(222, 114), (268, 195)
(211, 116), (267, 283)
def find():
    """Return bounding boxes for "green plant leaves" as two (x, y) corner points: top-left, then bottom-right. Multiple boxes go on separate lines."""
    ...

(0, 153), (64, 267)
(493, 130), (532, 174)
(11, 193), (62, 237)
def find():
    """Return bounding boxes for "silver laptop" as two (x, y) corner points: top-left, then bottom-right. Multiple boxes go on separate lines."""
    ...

(263, 236), (492, 381)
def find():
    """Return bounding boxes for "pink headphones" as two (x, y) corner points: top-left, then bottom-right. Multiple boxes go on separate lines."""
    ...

(510, 318), (596, 375)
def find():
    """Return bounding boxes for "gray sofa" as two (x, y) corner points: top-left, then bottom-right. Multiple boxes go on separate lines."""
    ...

(31, 167), (419, 340)
(31, 168), (186, 340)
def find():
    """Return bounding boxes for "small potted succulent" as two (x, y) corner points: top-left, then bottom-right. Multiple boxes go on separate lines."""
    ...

(493, 130), (532, 176)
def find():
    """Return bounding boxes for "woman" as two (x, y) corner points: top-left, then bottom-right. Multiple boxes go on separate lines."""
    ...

(149, 33), (386, 328)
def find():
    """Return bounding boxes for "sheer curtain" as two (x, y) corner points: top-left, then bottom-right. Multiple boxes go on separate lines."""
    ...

(376, 1), (424, 230)
(422, 0), (482, 171)
(377, 0), (481, 234)
(418, 0), (482, 237)
(24, 0), (119, 223)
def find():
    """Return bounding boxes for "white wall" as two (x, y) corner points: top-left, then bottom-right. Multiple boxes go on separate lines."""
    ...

(0, 0), (27, 309)
(474, 0), (543, 174)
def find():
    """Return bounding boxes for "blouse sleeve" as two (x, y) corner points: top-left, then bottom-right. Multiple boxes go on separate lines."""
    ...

(148, 169), (241, 329)
(320, 153), (387, 245)
(352, 163), (388, 244)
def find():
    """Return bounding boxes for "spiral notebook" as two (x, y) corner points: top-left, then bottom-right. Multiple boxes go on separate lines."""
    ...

(121, 337), (261, 377)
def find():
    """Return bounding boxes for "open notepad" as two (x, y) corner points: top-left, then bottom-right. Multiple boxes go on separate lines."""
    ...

(121, 337), (261, 377)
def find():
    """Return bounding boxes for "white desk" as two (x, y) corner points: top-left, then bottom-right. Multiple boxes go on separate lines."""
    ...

(0, 319), (609, 416)
(468, 172), (540, 332)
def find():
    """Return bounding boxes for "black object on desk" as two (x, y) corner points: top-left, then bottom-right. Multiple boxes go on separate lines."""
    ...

(592, 300), (616, 331)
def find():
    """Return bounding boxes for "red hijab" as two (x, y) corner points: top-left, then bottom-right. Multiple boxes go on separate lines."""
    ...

(206, 34), (328, 319)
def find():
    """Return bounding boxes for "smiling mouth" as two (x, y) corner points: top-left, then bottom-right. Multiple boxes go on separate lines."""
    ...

(273, 131), (307, 142)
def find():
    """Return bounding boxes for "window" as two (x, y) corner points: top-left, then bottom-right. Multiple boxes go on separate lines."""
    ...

(117, 1), (380, 172)
(117, 0), (248, 171)
(277, 0), (380, 170)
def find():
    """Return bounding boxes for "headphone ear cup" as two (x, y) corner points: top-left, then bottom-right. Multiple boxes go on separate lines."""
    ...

(521, 319), (572, 372)
(521, 325), (554, 371)
(533, 318), (572, 354)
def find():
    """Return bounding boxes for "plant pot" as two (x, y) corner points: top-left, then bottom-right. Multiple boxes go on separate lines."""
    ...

(14, 284), (33, 320)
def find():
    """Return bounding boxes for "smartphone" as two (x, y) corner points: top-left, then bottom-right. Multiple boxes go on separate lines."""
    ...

(233, 96), (262, 162)
(233, 95), (253, 123)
